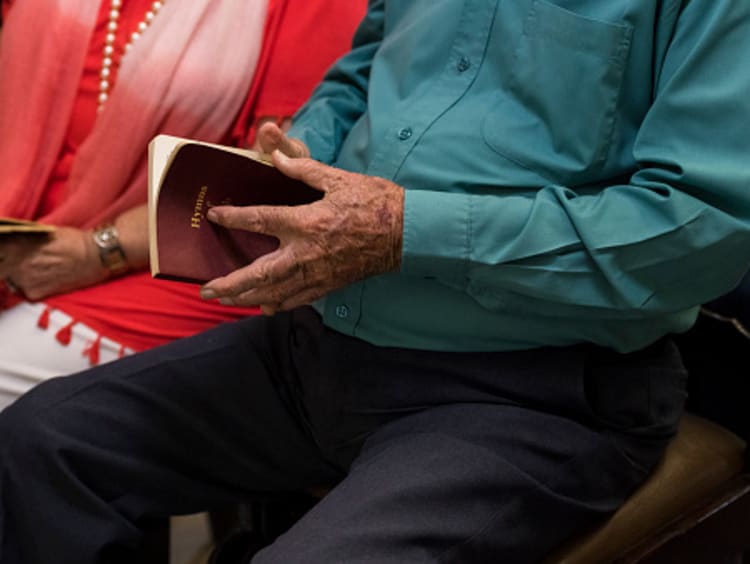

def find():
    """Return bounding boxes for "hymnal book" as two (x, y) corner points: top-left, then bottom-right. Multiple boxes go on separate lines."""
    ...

(148, 134), (321, 284)
(0, 217), (55, 236)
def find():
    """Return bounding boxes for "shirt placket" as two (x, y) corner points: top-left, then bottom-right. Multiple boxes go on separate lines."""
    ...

(323, 0), (498, 337)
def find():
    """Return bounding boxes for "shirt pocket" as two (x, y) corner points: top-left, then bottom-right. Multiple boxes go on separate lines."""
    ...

(482, 0), (633, 185)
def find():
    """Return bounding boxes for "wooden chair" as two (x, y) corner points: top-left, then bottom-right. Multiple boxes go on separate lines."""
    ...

(547, 286), (750, 564)
(544, 412), (749, 564)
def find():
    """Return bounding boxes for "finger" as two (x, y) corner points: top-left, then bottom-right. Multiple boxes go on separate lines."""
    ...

(245, 261), (330, 312)
(8, 269), (39, 299)
(259, 303), (279, 316)
(206, 204), (296, 236)
(219, 273), (310, 310)
(257, 122), (309, 158)
(256, 122), (285, 154)
(200, 250), (300, 300)
(4, 277), (21, 295)
(0, 243), (28, 276)
(214, 276), (298, 309)
(283, 137), (311, 159)
(271, 151), (338, 195)
(0, 239), (24, 261)
(275, 287), (326, 313)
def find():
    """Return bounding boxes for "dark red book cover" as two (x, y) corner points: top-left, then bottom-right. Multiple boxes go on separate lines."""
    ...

(149, 139), (321, 284)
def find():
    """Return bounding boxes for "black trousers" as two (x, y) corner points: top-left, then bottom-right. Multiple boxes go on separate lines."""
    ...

(0, 307), (686, 563)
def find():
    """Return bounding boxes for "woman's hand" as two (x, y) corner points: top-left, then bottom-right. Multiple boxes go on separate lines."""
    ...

(0, 227), (108, 300)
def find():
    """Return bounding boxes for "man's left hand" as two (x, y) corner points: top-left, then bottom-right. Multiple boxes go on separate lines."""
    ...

(200, 151), (404, 315)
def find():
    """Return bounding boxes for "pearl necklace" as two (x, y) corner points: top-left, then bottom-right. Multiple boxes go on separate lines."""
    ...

(98, 0), (166, 111)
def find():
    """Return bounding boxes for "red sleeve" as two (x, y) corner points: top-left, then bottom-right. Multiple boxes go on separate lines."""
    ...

(1, 0), (12, 21)
(231, 0), (368, 147)
(255, 0), (367, 117)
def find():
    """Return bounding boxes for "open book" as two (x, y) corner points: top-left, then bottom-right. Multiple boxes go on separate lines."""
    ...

(0, 217), (55, 236)
(147, 135), (321, 284)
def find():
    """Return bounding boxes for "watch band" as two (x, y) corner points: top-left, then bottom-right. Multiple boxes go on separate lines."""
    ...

(92, 223), (129, 275)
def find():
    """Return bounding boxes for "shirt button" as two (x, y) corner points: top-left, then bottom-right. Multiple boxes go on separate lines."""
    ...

(397, 127), (413, 141)
(456, 56), (471, 73)
(335, 305), (350, 319)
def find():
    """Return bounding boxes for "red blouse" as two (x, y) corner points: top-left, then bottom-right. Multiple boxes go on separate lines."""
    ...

(3, 0), (366, 353)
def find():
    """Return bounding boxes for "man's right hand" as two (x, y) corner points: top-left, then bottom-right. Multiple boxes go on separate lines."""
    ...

(201, 150), (404, 315)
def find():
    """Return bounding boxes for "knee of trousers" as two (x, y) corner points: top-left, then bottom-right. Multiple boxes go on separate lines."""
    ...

(0, 379), (73, 470)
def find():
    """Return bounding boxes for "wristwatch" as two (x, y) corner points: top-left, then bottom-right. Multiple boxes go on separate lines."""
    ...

(92, 223), (129, 275)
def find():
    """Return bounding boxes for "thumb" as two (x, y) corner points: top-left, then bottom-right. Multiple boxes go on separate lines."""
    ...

(257, 122), (310, 158)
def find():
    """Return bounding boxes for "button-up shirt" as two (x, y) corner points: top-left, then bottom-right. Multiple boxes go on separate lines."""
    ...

(289, 0), (750, 353)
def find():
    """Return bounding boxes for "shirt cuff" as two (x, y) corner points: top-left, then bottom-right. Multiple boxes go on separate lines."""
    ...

(401, 189), (472, 281)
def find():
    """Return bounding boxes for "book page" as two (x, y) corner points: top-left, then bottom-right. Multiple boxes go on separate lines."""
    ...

(148, 135), (187, 275)
(148, 134), (185, 211)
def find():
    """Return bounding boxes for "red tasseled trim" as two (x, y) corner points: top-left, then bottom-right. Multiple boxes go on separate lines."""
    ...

(37, 306), (52, 329)
(55, 319), (76, 346)
(83, 334), (102, 366)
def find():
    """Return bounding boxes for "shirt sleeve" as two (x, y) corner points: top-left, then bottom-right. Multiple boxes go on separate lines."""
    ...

(1, 0), (12, 22)
(287, 0), (384, 164)
(402, 0), (750, 320)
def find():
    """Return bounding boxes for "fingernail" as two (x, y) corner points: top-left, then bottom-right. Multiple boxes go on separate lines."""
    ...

(200, 288), (217, 300)
(206, 209), (218, 221)
(273, 149), (290, 165)
(219, 298), (235, 306)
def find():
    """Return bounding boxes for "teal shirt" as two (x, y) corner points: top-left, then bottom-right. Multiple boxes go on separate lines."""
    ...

(289, 0), (750, 353)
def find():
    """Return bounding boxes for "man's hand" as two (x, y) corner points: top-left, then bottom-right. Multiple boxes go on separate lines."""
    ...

(0, 227), (108, 300)
(256, 121), (310, 158)
(200, 150), (404, 315)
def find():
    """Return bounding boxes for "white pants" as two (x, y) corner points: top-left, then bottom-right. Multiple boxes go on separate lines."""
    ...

(0, 302), (133, 410)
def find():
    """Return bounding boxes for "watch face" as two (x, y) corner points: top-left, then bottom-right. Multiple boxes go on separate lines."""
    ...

(98, 230), (115, 244)
(94, 225), (128, 273)
(95, 225), (118, 248)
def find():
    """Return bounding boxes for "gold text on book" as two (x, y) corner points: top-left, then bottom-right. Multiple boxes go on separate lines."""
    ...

(191, 186), (208, 229)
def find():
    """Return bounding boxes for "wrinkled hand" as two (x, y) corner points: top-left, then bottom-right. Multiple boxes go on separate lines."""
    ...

(200, 150), (404, 315)
(0, 227), (107, 300)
